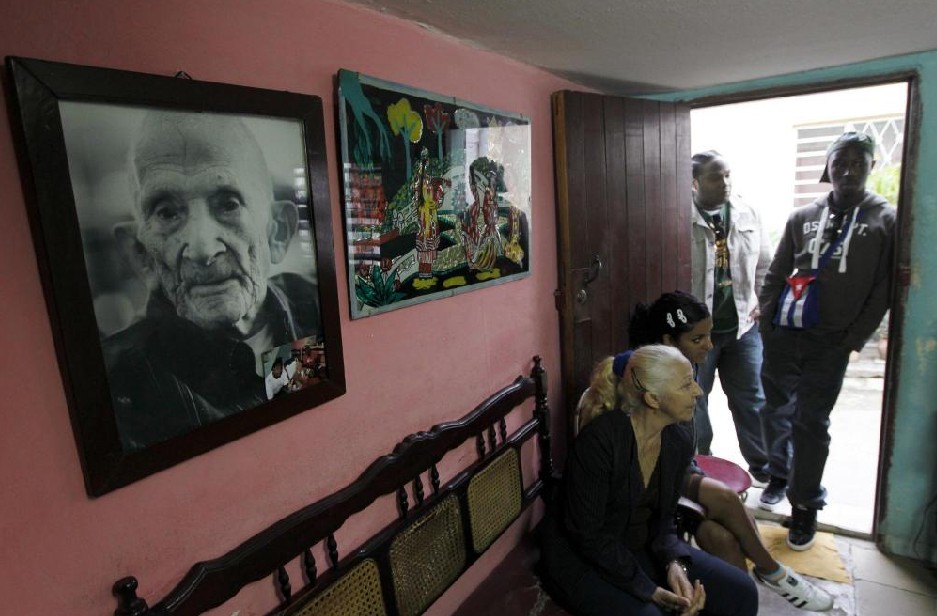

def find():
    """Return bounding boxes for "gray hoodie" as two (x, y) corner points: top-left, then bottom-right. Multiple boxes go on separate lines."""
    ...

(759, 191), (896, 352)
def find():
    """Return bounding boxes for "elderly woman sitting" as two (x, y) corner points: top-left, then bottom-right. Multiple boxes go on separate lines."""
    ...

(539, 345), (758, 616)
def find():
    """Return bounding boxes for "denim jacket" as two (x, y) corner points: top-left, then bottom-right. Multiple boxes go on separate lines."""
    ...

(691, 197), (771, 338)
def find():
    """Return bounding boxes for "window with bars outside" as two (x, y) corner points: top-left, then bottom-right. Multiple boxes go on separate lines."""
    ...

(793, 117), (904, 208)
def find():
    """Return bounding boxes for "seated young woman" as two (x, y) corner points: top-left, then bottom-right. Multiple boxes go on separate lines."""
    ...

(540, 344), (757, 616)
(576, 291), (832, 612)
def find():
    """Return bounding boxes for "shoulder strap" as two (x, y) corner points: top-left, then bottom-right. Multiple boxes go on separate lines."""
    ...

(811, 206), (858, 271)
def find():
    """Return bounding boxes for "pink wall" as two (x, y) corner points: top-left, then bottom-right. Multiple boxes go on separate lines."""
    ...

(0, 1), (574, 614)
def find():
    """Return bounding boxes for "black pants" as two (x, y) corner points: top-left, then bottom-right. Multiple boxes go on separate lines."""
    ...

(761, 328), (851, 509)
(559, 546), (758, 616)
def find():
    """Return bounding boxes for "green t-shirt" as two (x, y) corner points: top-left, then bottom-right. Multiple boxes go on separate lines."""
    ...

(699, 204), (738, 334)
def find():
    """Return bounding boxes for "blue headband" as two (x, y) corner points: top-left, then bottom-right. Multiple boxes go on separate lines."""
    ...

(612, 350), (634, 378)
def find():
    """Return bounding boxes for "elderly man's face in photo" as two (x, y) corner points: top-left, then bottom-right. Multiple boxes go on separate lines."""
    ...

(130, 113), (291, 332)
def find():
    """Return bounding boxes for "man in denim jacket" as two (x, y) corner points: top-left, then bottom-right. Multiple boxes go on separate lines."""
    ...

(690, 150), (772, 484)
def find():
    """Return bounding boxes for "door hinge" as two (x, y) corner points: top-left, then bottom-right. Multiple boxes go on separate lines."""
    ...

(897, 266), (911, 287)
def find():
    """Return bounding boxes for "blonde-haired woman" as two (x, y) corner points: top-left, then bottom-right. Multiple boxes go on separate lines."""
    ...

(540, 345), (757, 616)
(624, 291), (833, 612)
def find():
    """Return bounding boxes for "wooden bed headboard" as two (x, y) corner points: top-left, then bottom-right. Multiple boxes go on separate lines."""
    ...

(113, 356), (553, 616)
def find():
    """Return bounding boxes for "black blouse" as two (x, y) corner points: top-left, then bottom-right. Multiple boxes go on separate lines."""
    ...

(542, 408), (694, 601)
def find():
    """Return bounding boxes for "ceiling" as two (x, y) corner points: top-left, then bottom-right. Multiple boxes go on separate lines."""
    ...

(343, 0), (937, 95)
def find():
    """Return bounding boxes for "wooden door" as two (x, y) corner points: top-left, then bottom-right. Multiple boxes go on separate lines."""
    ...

(553, 91), (692, 440)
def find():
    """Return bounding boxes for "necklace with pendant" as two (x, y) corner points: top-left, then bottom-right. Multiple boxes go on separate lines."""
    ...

(702, 210), (729, 269)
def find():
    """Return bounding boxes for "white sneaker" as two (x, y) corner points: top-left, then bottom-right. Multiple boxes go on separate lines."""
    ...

(755, 565), (834, 611)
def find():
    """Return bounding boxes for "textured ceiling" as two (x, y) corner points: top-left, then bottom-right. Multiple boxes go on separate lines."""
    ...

(342, 0), (937, 94)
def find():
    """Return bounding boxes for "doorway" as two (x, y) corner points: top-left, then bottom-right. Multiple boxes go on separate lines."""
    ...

(689, 81), (910, 536)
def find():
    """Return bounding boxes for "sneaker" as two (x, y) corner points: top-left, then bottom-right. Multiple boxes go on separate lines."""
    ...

(759, 476), (787, 511)
(755, 565), (834, 611)
(750, 470), (770, 489)
(788, 506), (818, 551)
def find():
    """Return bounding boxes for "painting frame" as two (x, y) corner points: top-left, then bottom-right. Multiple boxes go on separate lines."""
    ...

(337, 69), (532, 319)
(5, 56), (346, 496)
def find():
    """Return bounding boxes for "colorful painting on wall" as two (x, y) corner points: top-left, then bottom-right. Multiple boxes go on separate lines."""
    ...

(337, 70), (532, 318)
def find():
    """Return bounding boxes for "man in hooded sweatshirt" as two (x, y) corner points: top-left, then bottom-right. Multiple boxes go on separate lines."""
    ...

(757, 131), (896, 551)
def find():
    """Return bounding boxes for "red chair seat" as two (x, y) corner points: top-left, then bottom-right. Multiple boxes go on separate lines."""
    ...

(694, 454), (752, 495)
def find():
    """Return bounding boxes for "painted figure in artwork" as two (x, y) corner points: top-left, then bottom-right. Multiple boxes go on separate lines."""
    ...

(414, 149), (444, 278)
(503, 205), (526, 266)
(461, 157), (505, 272)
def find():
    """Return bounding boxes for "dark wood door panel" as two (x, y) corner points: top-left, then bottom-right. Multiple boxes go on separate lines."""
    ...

(642, 99), (664, 303)
(554, 90), (691, 442)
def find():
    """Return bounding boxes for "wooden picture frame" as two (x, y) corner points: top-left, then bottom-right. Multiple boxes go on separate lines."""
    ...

(337, 70), (532, 318)
(6, 56), (345, 496)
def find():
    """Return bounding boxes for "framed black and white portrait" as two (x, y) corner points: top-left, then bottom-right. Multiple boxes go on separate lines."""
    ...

(6, 56), (345, 496)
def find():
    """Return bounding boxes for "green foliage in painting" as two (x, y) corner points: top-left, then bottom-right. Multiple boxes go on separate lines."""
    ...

(355, 265), (407, 308)
(339, 70), (392, 169)
(387, 98), (423, 180)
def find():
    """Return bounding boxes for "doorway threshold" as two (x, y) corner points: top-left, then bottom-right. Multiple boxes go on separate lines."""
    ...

(747, 490), (874, 540)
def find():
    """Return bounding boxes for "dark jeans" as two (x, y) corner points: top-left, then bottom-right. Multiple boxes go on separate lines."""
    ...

(563, 546), (758, 616)
(695, 326), (769, 476)
(760, 328), (851, 509)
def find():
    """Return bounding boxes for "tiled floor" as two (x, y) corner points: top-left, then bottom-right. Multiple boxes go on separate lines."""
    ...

(707, 349), (937, 614)
(748, 528), (937, 615)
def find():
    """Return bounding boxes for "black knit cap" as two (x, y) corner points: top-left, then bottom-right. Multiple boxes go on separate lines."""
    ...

(819, 131), (876, 183)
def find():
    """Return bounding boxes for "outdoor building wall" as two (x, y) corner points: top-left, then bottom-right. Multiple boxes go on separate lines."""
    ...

(0, 1), (572, 614)
(653, 52), (937, 565)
